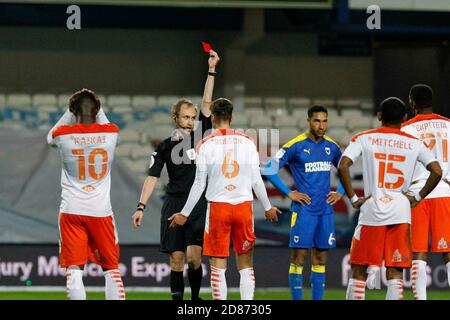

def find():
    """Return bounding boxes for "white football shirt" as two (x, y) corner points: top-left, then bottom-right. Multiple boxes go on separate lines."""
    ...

(343, 127), (436, 226)
(196, 129), (261, 204)
(401, 113), (450, 199)
(51, 123), (119, 217)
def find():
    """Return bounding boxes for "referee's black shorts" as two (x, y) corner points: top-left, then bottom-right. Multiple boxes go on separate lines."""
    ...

(160, 194), (207, 253)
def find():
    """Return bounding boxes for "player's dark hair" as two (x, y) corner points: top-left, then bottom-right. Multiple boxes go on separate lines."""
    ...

(380, 97), (406, 125)
(307, 105), (328, 118)
(211, 98), (233, 123)
(69, 88), (101, 115)
(409, 84), (433, 109)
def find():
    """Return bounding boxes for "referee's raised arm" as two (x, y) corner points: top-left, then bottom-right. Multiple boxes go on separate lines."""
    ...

(131, 47), (220, 301)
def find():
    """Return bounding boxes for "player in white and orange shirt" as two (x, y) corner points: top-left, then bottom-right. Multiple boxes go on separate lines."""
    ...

(168, 98), (280, 300)
(338, 97), (442, 300)
(401, 84), (450, 300)
(47, 89), (125, 300)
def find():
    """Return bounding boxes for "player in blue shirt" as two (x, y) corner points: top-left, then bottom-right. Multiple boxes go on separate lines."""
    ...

(262, 105), (344, 300)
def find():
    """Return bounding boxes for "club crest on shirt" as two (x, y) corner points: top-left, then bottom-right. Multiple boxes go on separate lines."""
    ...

(325, 147), (331, 155)
(186, 148), (196, 160)
(275, 149), (286, 160)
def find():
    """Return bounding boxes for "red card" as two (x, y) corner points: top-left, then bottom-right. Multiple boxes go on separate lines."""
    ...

(201, 41), (212, 53)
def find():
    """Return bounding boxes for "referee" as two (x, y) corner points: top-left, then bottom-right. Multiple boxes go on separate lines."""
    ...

(132, 50), (220, 300)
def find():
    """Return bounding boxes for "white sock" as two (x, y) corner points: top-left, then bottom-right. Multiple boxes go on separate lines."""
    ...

(210, 266), (227, 300)
(446, 262), (450, 287)
(346, 278), (366, 300)
(239, 267), (255, 300)
(386, 279), (404, 300)
(66, 267), (86, 300)
(104, 269), (125, 300)
(411, 260), (427, 300)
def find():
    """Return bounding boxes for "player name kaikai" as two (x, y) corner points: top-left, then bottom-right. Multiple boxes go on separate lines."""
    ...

(370, 138), (413, 150)
(177, 305), (211, 318)
(71, 135), (106, 146)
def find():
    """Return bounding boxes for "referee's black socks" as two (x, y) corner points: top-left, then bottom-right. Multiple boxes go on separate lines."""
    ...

(170, 270), (184, 300)
(188, 265), (203, 300)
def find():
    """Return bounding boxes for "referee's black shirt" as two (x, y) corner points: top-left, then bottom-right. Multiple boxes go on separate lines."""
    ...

(148, 111), (212, 196)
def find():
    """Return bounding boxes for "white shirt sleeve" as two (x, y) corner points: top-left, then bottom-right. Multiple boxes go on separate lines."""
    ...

(342, 139), (363, 163)
(250, 144), (272, 211)
(417, 141), (438, 168)
(180, 145), (208, 218)
(96, 107), (110, 124)
(46, 108), (75, 145)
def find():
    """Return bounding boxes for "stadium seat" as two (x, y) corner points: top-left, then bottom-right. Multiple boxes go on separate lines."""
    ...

(326, 128), (352, 147)
(273, 115), (298, 128)
(131, 95), (157, 110)
(115, 143), (140, 158)
(57, 93), (72, 109)
(265, 97), (287, 116)
(244, 107), (265, 118)
(346, 115), (372, 131)
(32, 94), (57, 107)
(150, 124), (176, 141)
(337, 98), (361, 110)
(131, 146), (155, 160)
(278, 127), (301, 145)
(244, 96), (263, 110)
(37, 104), (60, 113)
(288, 97), (311, 111)
(249, 114), (273, 128)
(6, 93), (32, 109)
(341, 108), (362, 118)
(0, 93), (6, 110)
(184, 95), (202, 106)
(112, 105), (133, 114)
(360, 98), (374, 114)
(230, 112), (249, 127)
(371, 117), (380, 128)
(156, 95), (180, 109)
(292, 107), (309, 118)
(150, 112), (173, 125)
(107, 95), (131, 107)
(312, 97), (336, 109)
(119, 129), (140, 143)
(330, 116), (347, 129)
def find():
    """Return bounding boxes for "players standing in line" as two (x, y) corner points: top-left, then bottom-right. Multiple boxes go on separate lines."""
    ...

(262, 105), (345, 300)
(169, 98), (281, 300)
(339, 97), (442, 300)
(47, 89), (125, 300)
(401, 84), (450, 300)
(131, 51), (219, 300)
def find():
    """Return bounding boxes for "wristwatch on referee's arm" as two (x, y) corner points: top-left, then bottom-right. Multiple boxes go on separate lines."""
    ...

(137, 202), (146, 212)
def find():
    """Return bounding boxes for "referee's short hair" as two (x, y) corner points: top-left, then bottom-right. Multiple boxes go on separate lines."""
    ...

(409, 84), (433, 109)
(171, 99), (198, 118)
(380, 97), (406, 125)
(211, 98), (233, 122)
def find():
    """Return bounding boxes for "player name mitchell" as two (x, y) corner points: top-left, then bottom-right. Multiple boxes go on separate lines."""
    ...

(71, 135), (106, 146)
(370, 137), (413, 150)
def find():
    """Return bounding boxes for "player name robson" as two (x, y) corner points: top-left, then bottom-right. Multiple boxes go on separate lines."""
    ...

(370, 137), (413, 150)
(71, 135), (106, 146)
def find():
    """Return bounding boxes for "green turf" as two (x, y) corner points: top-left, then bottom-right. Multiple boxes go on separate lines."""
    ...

(0, 289), (449, 300)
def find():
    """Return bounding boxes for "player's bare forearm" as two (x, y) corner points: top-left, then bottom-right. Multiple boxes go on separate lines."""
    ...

(337, 157), (355, 198)
(201, 50), (220, 117)
(139, 176), (159, 205)
(420, 161), (443, 199)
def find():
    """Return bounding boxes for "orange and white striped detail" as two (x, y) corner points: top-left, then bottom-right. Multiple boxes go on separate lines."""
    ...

(350, 279), (366, 300)
(411, 262), (418, 300)
(210, 266), (225, 300)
